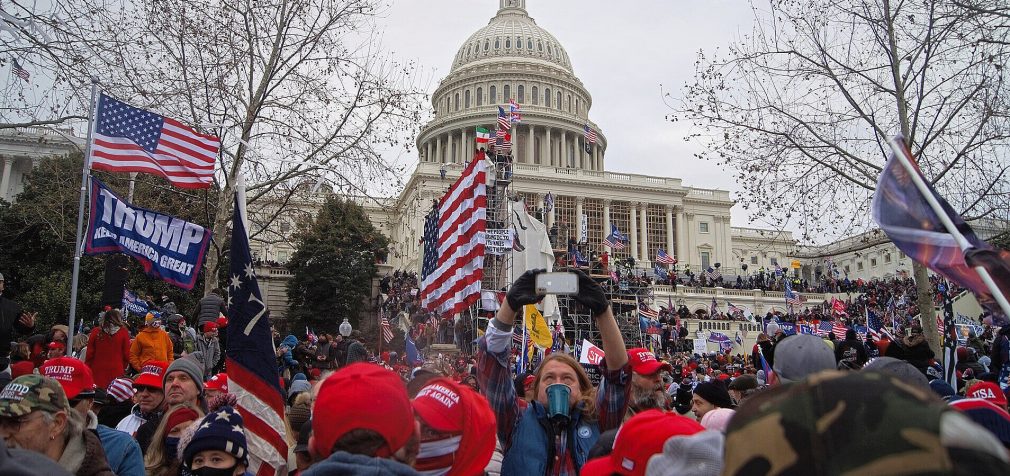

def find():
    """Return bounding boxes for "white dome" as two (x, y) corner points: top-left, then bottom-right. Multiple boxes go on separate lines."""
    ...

(451, 2), (573, 74)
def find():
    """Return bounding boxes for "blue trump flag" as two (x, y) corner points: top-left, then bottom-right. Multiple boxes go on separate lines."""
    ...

(85, 177), (210, 290)
(225, 182), (287, 473)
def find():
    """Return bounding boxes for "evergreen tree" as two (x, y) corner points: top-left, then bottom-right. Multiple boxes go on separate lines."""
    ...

(286, 196), (388, 332)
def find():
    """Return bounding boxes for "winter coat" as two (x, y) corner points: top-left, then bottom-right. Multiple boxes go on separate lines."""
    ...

(58, 428), (114, 476)
(129, 327), (173, 372)
(345, 340), (367, 366)
(0, 295), (32, 356)
(85, 326), (131, 389)
(279, 335), (299, 369)
(115, 405), (161, 437)
(501, 402), (600, 475)
(88, 411), (144, 476)
(302, 451), (420, 476)
(194, 335), (220, 378)
(196, 293), (227, 326)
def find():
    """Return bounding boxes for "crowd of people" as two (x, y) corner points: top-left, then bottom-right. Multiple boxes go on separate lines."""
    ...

(1, 265), (1010, 475)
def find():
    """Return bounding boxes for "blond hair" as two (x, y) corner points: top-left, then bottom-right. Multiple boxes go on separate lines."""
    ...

(531, 353), (598, 422)
(144, 403), (204, 476)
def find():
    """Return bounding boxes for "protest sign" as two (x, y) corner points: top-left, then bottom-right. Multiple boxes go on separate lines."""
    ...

(485, 228), (513, 255)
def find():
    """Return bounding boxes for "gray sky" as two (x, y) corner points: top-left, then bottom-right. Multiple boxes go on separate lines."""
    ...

(373, 0), (768, 228)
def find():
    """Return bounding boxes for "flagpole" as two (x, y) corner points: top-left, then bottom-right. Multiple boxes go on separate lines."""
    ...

(886, 137), (1010, 318)
(67, 79), (100, 345)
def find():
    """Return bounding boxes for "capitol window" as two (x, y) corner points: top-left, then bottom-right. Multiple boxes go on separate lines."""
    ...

(495, 38), (500, 49)
(871, 258), (877, 267)
(544, 88), (551, 107)
(485, 40), (490, 51)
(477, 87), (483, 106)
(751, 256), (758, 265)
(467, 45), (471, 56)
(567, 94), (572, 112)
(490, 85), (497, 103)
(556, 92), (562, 109)
(518, 85), (524, 103)
(505, 38), (511, 48)
(527, 38), (532, 49)
(504, 85), (511, 102)
(465, 90), (471, 108)
(454, 93), (459, 111)
(532, 86), (538, 105)
(547, 44), (552, 56)
(700, 222), (710, 233)
(884, 253), (892, 263)
(538, 40), (543, 51)
(517, 36), (522, 48)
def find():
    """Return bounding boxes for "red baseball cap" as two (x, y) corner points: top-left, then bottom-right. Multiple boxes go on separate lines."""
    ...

(412, 378), (465, 433)
(47, 341), (66, 351)
(40, 357), (96, 400)
(524, 374), (536, 389)
(202, 322), (218, 333)
(967, 381), (1008, 408)
(133, 361), (170, 389)
(311, 363), (414, 459)
(626, 348), (672, 376)
(582, 410), (705, 476)
(205, 373), (228, 393)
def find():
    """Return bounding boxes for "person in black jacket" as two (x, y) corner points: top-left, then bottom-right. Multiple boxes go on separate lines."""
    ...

(195, 288), (227, 327)
(835, 329), (869, 370)
(0, 273), (35, 369)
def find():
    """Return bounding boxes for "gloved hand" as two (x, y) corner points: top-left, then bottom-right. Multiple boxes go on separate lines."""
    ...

(506, 269), (546, 311)
(572, 269), (609, 316)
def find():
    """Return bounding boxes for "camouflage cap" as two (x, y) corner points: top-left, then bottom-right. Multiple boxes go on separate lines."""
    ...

(722, 370), (1010, 475)
(0, 375), (71, 418)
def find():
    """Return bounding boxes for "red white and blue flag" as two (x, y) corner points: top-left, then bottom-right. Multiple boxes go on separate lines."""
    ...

(497, 106), (511, 132)
(603, 223), (628, 249)
(11, 59), (29, 81)
(420, 156), (487, 316)
(871, 137), (1010, 309)
(784, 281), (803, 306)
(656, 247), (677, 265)
(583, 123), (597, 144)
(509, 99), (522, 123)
(90, 93), (218, 189)
(226, 182), (287, 476)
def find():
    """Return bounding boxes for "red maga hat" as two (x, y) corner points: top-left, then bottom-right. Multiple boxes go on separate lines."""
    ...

(626, 348), (672, 375)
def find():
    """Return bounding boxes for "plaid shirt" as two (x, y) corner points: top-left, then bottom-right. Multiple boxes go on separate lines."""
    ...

(477, 324), (630, 475)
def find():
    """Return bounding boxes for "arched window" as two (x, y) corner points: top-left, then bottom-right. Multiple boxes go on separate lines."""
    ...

(557, 92), (562, 110)
(528, 38), (533, 49)
(504, 85), (511, 103)
(476, 87), (483, 106)
(538, 40), (543, 51)
(567, 94), (571, 112)
(517, 85), (524, 103)
(516, 36), (522, 49)
(544, 88), (551, 107)
(532, 86), (539, 105)
(490, 85), (497, 103)
(454, 93), (459, 111)
(467, 45), (471, 56)
(575, 98), (580, 115)
(547, 44), (552, 56)
(484, 40), (490, 51)
(495, 38), (500, 49)
(465, 90), (471, 108)
(505, 37), (511, 48)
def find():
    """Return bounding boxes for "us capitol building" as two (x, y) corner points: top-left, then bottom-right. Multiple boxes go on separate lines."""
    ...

(370, 0), (795, 279)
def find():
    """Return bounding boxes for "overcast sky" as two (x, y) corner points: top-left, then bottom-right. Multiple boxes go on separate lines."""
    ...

(373, 0), (769, 227)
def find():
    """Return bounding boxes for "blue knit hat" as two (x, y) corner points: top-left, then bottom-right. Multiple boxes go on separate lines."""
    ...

(182, 405), (248, 467)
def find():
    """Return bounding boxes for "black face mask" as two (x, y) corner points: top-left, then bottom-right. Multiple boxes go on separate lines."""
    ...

(189, 465), (238, 476)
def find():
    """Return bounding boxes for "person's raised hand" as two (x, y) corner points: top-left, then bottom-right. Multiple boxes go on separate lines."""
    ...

(18, 311), (36, 329)
(571, 269), (609, 316)
(506, 269), (546, 311)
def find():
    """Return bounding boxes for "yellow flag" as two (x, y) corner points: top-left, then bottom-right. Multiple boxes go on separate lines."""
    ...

(524, 304), (553, 349)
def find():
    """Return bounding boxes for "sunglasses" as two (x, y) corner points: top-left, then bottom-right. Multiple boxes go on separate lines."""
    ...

(134, 386), (162, 394)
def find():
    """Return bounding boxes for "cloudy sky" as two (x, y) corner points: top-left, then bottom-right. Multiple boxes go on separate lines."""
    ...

(372, 0), (769, 228)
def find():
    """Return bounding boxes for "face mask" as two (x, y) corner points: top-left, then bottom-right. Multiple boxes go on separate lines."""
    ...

(164, 436), (180, 461)
(190, 465), (238, 476)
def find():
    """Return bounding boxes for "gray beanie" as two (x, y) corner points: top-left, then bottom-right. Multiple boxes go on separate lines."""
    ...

(862, 356), (929, 390)
(772, 334), (835, 383)
(646, 429), (724, 476)
(164, 357), (205, 394)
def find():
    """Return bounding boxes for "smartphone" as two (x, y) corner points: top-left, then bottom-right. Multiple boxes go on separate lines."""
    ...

(535, 272), (579, 295)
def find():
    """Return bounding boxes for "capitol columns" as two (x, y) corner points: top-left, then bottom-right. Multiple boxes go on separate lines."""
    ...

(675, 206), (688, 267)
(526, 124), (534, 165)
(629, 202), (639, 261)
(639, 202), (648, 264)
(460, 129), (466, 162)
(0, 157), (13, 201)
(560, 130), (568, 167)
(665, 205), (674, 260)
(545, 127), (553, 167)
(575, 196), (585, 243)
(435, 135), (443, 164)
(602, 199), (612, 253)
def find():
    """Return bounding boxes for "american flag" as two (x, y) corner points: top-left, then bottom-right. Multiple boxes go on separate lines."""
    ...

(784, 281), (803, 305)
(11, 59), (29, 81)
(544, 192), (554, 213)
(420, 156), (486, 316)
(710, 297), (718, 316)
(496, 132), (512, 153)
(509, 99), (522, 123)
(603, 223), (628, 249)
(831, 320), (848, 339)
(704, 267), (721, 281)
(814, 320), (833, 337)
(90, 93), (218, 189)
(583, 123), (597, 144)
(727, 302), (741, 315)
(866, 309), (883, 340)
(639, 301), (659, 320)
(226, 182), (287, 476)
(656, 247), (677, 265)
(497, 106), (511, 131)
(380, 313), (394, 344)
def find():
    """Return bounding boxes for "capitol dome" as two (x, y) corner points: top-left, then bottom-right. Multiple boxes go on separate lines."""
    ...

(450, 1), (573, 74)
(416, 0), (607, 173)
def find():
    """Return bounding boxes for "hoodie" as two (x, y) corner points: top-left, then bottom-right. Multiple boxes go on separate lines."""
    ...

(302, 451), (420, 476)
(129, 326), (174, 372)
(86, 411), (144, 476)
(280, 335), (299, 369)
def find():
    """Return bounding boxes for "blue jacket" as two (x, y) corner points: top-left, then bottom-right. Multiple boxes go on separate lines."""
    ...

(501, 401), (600, 475)
(96, 424), (144, 476)
(280, 335), (299, 368)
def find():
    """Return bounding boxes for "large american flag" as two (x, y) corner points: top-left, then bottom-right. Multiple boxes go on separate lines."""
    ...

(584, 123), (597, 144)
(420, 156), (486, 316)
(90, 93), (218, 189)
(831, 320), (848, 339)
(226, 183), (287, 476)
(380, 311), (394, 344)
(497, 106), (511, 132)
(11, 59), (29, 81)
(656, 248), (677, 265)
(784, 281), (803, 305)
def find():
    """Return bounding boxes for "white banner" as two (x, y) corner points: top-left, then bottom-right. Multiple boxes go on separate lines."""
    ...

(578, 339), (605, 365)
(579, 213), (588, 243)
(693, 338), (708, 355)
(485, 228), (513, 255)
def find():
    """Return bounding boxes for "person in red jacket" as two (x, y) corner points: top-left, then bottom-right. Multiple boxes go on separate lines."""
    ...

(86, 308), (131, 389)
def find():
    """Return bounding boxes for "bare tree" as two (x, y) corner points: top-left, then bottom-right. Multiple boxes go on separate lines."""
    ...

(4, 0), (427, 293)
(673, 0), (1010, 353)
